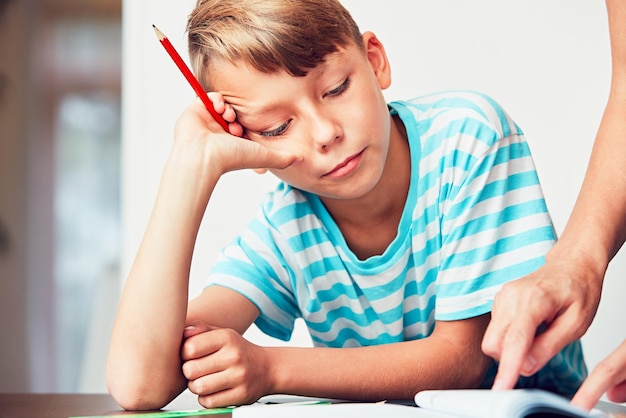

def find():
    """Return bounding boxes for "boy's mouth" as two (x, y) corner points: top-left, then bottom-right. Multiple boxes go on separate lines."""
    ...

(322, 149), (365, 178)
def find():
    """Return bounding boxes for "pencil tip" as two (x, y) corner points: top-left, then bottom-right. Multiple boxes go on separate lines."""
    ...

(152, 25), (165, 40)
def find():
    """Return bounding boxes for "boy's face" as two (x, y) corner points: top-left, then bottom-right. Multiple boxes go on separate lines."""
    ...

(210, 32), (393, 201)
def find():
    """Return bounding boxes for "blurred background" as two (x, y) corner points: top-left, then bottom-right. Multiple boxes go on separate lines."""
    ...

(0, 0), (121, 392)
(2, 0), (625, 400)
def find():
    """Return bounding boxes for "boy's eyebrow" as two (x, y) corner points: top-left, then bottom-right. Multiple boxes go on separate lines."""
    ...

(221, 57), (341, 126)
(229, 101), (283, 125)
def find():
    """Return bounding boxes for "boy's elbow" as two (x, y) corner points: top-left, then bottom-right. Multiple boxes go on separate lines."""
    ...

(107, 379), (165, 411)
(106, 366), (181, 411)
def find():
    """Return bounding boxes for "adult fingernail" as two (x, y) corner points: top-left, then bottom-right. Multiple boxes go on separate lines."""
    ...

(522, 355), (537, 374)
(492, 381), (505, 391)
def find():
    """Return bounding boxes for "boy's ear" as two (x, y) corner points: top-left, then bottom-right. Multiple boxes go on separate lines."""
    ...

(362, 31), (391, 90)
(253, 168), (267, 175)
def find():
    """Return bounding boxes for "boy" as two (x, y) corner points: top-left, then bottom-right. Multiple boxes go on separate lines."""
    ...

(106, 0), (587, 410)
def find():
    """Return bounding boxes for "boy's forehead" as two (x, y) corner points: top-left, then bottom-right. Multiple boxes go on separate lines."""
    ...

(210, 61), (294, 113)
(211, 46), (355, 117)
(211, 44), (352, 85)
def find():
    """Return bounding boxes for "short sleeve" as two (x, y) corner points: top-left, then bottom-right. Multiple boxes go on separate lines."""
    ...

(432, 99), (555, 320)
(207, 215), (301, 341)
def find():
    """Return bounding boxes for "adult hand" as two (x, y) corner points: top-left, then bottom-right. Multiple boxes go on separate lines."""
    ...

(481, 252), (602, 390)
(571, 340), (626, 410)
(181, 321), (274, 408)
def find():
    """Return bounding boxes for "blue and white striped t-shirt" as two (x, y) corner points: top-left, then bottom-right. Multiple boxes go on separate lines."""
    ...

(207, 90), (587, 396)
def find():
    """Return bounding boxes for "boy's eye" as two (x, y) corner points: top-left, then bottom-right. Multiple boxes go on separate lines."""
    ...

(324, 77), (350, 98)
(246, 79), (350, 138)
(256, 119), (291, 138)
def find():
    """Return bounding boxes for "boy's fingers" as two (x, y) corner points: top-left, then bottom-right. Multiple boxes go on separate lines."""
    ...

(197, 387), (239, 409)
(228, 122), (244, 137)
(206, 92), (226, 113)
(268, 150), (303, 170)
(248, 145), (303, 171)
(181, 331), (222, 361)
(182, 327), (245, 362)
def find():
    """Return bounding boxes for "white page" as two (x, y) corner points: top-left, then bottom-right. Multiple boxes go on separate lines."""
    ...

(414, 389), (606, 418)
(234, 402), (455, 418)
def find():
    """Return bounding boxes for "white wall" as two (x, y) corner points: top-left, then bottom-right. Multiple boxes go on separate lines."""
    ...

(122, 0), (626, 383)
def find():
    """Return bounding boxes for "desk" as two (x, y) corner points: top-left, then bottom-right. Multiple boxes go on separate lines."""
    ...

(0, 391), (227, 418)
(1, 392), (625, 418)
(0, 393), (129, 418)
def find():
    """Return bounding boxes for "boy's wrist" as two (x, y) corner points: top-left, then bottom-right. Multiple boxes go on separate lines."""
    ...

(262, 346), (312, 397)
(263, 346), (285, 395)
(166, 141), (224, 186)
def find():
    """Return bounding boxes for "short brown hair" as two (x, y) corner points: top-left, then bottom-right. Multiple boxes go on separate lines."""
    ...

(187, 0), (363, 90)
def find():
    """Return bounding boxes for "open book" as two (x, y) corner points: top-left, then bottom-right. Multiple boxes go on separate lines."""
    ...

(234, 390), (606, 418)
(414, 389), (605, 418)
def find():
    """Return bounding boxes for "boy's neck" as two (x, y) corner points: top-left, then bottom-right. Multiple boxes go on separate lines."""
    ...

(322, 114), (411, 260)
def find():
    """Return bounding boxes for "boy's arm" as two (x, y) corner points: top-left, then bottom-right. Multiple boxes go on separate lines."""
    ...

(270, 314), (492, 401)
(181, 313), (492, 408)
(106, 98), (300, 411)
(187, 285), (261, 334)
(106, 143), (221, 410)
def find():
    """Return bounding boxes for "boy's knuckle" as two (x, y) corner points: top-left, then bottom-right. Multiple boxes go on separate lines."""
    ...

(182, 340), (199, 359)
(222, 328), (239, 342)
(181, 361), (197, 379)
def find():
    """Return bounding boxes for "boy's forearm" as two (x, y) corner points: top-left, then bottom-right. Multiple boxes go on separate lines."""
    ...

(107, 145), (222, 410)
(267, 316), (492, 401)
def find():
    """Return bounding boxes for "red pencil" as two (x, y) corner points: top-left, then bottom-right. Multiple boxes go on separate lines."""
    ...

(153, 25), (229, 131)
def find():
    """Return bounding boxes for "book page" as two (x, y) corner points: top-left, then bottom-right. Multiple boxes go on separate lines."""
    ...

(234, 402), (455, 418)
(414, 389), (605, 418)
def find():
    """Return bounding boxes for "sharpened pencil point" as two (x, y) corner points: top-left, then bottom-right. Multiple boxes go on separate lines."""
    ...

(152, 23), (230, 131)
(152, 24), (165, 41)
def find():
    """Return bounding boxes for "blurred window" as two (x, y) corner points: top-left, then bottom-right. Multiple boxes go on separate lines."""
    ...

(42, 6), (121, 391)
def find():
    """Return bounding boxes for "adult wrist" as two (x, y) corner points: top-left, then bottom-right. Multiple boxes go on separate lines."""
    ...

(546, 241), (607, 287)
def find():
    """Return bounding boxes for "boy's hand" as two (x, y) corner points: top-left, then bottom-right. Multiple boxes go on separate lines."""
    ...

(173, 95), (302, 175)
(181, 322), (274, 408)
(571, 340), (626, 410)
(481, 257), (601, 390)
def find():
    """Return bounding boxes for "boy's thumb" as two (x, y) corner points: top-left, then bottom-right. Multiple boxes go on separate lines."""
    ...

(183, 320), (217, 338)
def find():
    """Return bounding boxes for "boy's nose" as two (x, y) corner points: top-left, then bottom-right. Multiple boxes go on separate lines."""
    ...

(309, 112), (342, 152)
(319, 136), (339, 152)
